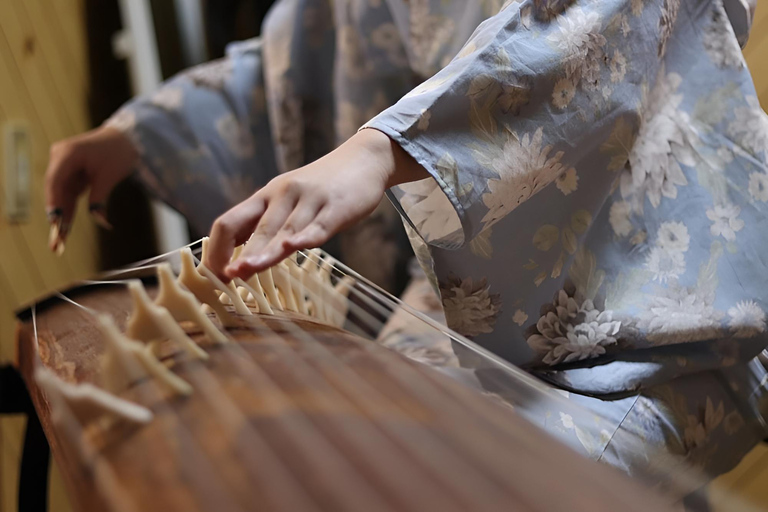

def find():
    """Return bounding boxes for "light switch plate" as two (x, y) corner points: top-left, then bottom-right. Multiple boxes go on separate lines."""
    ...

(4, 121), (31, 223)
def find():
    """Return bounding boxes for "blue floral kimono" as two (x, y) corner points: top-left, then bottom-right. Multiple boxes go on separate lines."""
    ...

(107, 0), (768, 490)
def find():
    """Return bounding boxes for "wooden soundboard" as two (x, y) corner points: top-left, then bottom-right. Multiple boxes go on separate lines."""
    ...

(15, 281), (675, 512)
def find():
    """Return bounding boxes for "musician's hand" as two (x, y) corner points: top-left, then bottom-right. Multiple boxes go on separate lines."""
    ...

(206, 128), (428, 281)
(44, 126), (138, 253)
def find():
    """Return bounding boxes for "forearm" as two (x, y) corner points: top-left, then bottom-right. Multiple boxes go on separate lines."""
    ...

(354, 128), (430, 189)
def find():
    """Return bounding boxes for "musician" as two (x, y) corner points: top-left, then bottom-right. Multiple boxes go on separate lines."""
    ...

(45, 0), (768, 500)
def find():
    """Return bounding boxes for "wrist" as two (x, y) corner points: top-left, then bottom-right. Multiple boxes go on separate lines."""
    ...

(355, 128), (429, 189)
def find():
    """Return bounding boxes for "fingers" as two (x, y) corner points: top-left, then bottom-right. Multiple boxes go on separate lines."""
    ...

(45, 142), (86, 253)
(87, 178), (116, 230)
(243, 197), (324, 272)
(285, 210), (334, 250)
(206, 195), (267, 280)
(225, 193), (300, 279)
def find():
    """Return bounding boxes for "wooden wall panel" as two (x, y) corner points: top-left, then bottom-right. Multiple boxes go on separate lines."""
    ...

(744, 1), (768, 107)
(0, 1), (765, 511)
(1, 0), (96, 511)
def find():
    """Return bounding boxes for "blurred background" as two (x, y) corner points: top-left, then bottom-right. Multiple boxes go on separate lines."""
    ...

(0, 0), (766, 511)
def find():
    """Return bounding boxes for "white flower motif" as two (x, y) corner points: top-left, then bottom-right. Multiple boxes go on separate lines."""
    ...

(339, 25), (372, 79)
(150, 86), (183, 111)
(619, 14), (631, 35)
(481, 128), (567, 229)
(440, 275), (502, 338)
(526, 290), (620, 365)
(548, 7), (606, 86)
(645, 246), (686, 283)
(215, 114), (254, 159)
(555, 168), (578, 195)
(513, 309), (528, 326)
(729, 96), (768, 157)
(728, 300), (766, 338)
(609, 50), (627, 83)
(552, 78), (576, 109)
(104, 108), (136, 133)
(560, 412), (574, 429)
(656, 221), (690, 252)
(630, 230), (647, 246)
(702, 4), (745, 69)
(622, 71), (696, 209)
(399, 179), (461, 242)
(706, 204), (744, 241)
(609, 201), (633, 237)
(658, 0), (681, 57)
(371, 22), (400, 51)
(637, 283), (722, 344)
(185, 59), (233, 89)
(748, 172), (768, 202)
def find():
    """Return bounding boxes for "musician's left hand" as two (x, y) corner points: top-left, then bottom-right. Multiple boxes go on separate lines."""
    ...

(204, 128), (428, 282)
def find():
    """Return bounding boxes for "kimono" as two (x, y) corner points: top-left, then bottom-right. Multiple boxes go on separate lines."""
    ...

(106, 0), (768, 493)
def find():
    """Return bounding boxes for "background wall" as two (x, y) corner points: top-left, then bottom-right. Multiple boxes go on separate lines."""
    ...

(0, 0), (98, 510)
(745, 1), (768, 108)
(0, 0), (766, 511)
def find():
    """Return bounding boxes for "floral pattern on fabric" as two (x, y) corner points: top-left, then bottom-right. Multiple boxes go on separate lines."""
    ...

(105, 0), (768, 484)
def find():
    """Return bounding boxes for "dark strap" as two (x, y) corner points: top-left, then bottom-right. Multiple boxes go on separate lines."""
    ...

(0, 365), (50, 512)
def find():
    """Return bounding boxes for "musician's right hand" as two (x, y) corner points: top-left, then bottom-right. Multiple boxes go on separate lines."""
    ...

(205, 128), (428, 282)
(44, 126), (138, 254)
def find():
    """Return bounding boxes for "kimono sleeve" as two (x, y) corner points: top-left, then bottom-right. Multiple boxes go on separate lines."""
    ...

(364, 0), (675, 249)
(104, 39), (278, 234)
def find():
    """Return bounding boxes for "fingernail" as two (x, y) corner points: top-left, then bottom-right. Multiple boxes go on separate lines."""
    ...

(90, 211), (113, 230)
(89, 203), (113, 230)
(46, 208), (63, 224)
(49, 220), (70, 255)
(48, 223), (60, 251)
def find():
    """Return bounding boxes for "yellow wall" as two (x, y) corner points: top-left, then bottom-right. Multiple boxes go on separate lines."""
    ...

(0, 1), (765, 511)
(0, 0), (98, 510)
(745, 1), (768, 108)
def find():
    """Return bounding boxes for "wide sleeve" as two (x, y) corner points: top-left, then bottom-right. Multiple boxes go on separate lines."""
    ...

(104, 39), (278, 234)
(364, 0), (673, 249)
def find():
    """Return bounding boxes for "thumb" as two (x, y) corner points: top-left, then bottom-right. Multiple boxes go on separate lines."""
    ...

(87, 177), (115, 230)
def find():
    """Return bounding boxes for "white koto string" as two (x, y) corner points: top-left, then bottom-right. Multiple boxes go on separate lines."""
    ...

(54, 258), (371, 511)
(43, 246), (554, 512)
(303, 259), (732, 505)
(240, 258), (528, 509)
(44, 243), (755, 510)
(271, 260), (720, 509)
(184, 252), (400, 512)
(41, 294), (252, 512)
(32, 303), (142, 512)
(197, 274), (470, 512)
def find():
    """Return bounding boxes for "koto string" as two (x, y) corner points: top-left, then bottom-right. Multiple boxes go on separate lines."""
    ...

(278, 253), (716, 507)
(62, 287), (319, 512)
(32, 304), (142, 512)
(48, 293), (250, 512)
(63, 256), (394, 511)
(209, 253), (520, 511)
(36, 239), (729, 510)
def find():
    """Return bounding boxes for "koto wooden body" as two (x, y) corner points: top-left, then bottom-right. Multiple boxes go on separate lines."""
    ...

(16, 284), (673, 512)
